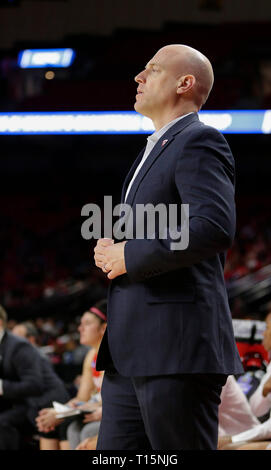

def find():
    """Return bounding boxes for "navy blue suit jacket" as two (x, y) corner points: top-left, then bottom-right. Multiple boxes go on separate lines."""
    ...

(96, 112), (244, 377)
(0, 331), (70, 429)
(0, 331), (43, 418)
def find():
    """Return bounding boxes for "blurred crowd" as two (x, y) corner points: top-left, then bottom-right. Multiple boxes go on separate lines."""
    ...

(0, 194), (270, 315)
(0, 299), (107, 450)
(2, 302), (271, 451)
(225, 211), (271, 282)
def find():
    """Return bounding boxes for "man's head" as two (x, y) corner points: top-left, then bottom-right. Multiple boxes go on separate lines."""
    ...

(0, 305), (7, 331)
(12, 321), (38, 346)
(134, 44), (214, 129)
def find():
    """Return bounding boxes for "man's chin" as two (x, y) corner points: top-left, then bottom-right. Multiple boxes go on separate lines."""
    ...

(134, 101), (141, 112)
(134, 101), (148, 117)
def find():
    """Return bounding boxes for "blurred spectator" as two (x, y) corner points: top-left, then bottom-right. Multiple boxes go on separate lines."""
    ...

(36, 299), (107, 450)
(13, 321), (40, 348)
(12, 320), (71, 450)
(218, 312), (271, 450)
(249, 315), (271, 418)
(0, 305), (43, 450)
(218, 375), (259, 438)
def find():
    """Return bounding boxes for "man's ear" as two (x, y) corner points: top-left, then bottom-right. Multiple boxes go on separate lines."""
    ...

(177, 75), (196, 95)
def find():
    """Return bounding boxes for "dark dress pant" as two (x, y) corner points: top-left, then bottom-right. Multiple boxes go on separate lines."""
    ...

(97, 371), (227, 450)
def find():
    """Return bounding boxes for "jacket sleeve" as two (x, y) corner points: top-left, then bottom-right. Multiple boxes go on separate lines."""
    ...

(125, 126), (236, 283)
(2, 342), (43, 400)
(35, 358), (69, 409)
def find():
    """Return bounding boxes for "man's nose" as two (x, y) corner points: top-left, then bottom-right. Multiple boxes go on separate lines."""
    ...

(134, 70), (146, 83)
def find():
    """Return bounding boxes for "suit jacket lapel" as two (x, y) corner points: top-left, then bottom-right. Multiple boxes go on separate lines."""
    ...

(121, 147), (146, 204)
(124, 135), (174, 207)
(124, 113), (199, 207)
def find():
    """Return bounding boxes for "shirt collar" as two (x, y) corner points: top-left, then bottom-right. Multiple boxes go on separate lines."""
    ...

(147, 112), (194, 144)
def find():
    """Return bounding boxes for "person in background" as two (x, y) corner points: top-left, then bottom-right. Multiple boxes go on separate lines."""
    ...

(36, 299), (107, 450)
(218, 375), (259, 438)
(0, 305), (43, 450)
(12, 320), (71, 450)
(219, 312), (271, 450)
(249, 312), (271, 417)
(12, 321), (39, 347)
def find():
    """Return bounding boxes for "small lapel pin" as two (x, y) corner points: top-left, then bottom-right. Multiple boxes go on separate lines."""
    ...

(161, 139), (168, 147)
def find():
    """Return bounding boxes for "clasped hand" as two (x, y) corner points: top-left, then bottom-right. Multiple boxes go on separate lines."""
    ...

(94, 238), (127, 280)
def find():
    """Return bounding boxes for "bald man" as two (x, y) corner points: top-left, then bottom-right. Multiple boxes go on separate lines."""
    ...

(94, 44), (243, 450)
